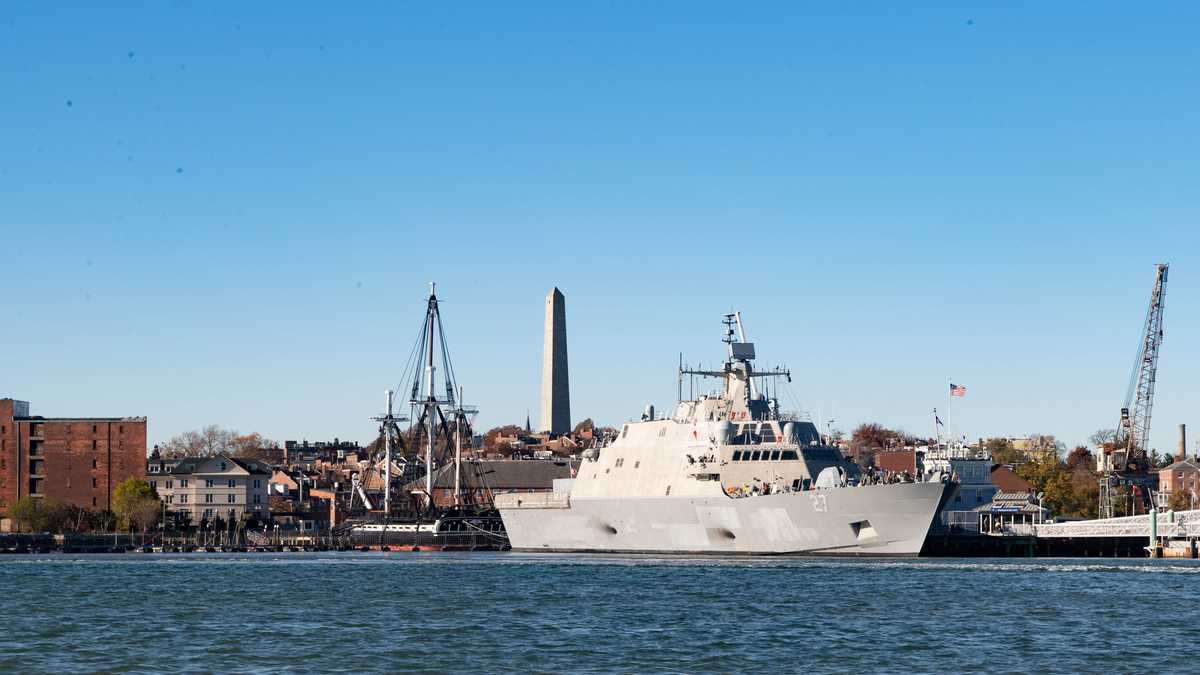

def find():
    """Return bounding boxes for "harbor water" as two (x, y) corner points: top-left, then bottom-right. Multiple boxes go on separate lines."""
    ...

(1, 553), (1197, 673)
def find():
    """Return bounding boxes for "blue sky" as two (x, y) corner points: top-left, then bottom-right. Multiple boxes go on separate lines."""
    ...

(2, 2), (1197, 454)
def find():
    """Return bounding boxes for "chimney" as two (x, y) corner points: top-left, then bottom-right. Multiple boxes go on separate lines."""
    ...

(1179, 424), (1187, 461)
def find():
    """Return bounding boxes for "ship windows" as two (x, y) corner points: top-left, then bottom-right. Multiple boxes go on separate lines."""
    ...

(781, 450), (798, 461)
(750, 451), (761, 461)
(665, 485), (671, 496)
(760, 427), (777, 442)
(732, 451), (742, 461)
(634, 461), (640, 469)
(770, 451), (781, 461)
(614, 458), (625, 468)
(622, 425), (628, 438)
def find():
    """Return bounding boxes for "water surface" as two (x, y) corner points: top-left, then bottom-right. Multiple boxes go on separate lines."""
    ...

(1, 553), (1196, 673)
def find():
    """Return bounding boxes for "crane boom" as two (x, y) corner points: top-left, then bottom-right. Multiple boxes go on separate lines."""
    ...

(1100, 264), (1168, 519)
(1117, 263), (1168, 472)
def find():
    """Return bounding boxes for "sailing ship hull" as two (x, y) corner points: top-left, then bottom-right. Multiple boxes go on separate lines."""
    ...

(497, 481), (949, 556)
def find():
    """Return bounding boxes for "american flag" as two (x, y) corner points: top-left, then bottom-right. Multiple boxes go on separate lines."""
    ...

(950, 383), (967, 397)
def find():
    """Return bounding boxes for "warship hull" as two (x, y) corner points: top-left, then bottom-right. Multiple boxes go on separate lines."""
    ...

(498, 481), (949, 556)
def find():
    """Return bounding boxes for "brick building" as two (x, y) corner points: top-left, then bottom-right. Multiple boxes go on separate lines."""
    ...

(1159, 459), (1200, 507)
(0, 398), (147, 517)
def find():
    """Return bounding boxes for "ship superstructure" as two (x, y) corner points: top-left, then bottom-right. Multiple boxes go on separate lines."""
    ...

(497, 312), (953, 555)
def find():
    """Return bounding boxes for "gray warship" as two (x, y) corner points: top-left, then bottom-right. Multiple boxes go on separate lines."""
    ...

(496, 313), (953, 555)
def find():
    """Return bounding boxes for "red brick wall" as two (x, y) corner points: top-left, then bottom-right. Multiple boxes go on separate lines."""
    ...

(0, 408), (146, 516)
(0, 401), (16, 513)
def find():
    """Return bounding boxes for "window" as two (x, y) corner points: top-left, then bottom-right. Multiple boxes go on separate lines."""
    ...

(621, 426), (628, 438)
(92, 440), (97, 450)
(150, 481), (157, 489)
(253, 479), (261, 489)
(92, 497), (97, 507)
(781, 450), (798, 461)
(770, 450), (781, 461)
(205, 494), (213, 503)
(205, 479), (214, 488)
(227, 494), (236, 503)
(203, 509), (212, 519)
(665, 485), (671, 496)
(614, 458), (624, 468)
(732, 451), (742, 461)
(91, 477), (97, 487)
(180, 479), (188, 488)
(91, 459), (98, 469)
(228, 479), (235, 488)
(180, 494), (188, 503)
(166, 495), (173, 504)
(253, 494), (261, 504)
(751, 451), (761, 461)
(92, 425), (97, 434)
(166, 480), (173, 489)
(220, 462), (226, 471)
(118, 425), (123, 434)
(634, 461), (640, 469)
(148, 463), (158, 473)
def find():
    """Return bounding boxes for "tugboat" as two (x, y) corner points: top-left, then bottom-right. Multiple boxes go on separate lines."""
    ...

(343, 284), (509, 551)
(496, 312), (954, 556)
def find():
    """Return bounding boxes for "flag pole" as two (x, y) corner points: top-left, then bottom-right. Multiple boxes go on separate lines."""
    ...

(947, 378), (952, 449)
(932, 408), (940, 450)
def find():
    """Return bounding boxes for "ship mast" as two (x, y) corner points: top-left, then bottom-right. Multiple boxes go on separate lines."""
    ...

(369, 388), (407, 516)
(394, 282), (474, 511)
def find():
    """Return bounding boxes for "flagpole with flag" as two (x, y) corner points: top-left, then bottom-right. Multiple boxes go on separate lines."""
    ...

(947, 378), (952, 447)
(948, 381), (967, 446)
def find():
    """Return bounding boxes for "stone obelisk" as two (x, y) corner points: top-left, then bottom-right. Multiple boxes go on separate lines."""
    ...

(540, 287), (570, 434)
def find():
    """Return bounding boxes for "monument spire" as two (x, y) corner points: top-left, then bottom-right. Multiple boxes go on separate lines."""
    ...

(540, 287), (570, 434)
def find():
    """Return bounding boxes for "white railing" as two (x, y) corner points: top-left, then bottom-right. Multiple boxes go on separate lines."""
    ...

(1034, 510), (1200, 539)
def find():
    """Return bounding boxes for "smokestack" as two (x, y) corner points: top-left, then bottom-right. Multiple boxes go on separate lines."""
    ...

(1179, 424), (1187, 461)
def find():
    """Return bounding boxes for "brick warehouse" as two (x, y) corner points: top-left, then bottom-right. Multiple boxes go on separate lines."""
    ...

(0, 398), (147, 518)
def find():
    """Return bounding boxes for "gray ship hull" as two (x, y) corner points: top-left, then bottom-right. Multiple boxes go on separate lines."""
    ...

(498, 481), (950, 556)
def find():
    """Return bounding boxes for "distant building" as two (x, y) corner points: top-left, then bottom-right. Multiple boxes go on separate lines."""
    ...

(283, 439), (361, 467)
(1, 398), (147, 519)
(1159, 459), (1200, 507)
(428, 459), (577, 507)
(146, 454), (271, 524)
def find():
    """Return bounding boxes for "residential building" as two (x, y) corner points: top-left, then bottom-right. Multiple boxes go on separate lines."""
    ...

(1159, 459), (1200, 507)
(146, 454), (271, 524)
(1, 398), (146, 519)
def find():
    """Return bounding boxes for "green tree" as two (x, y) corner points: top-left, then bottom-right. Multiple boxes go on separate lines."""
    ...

(112, 477), (159, 531)
(8, 496), (73, 533)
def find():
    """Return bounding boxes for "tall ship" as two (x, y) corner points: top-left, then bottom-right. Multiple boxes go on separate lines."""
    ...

(342, 284), (508, 551)
(497, 313), (954, 555)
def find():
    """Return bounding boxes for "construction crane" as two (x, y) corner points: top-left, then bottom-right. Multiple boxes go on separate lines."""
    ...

(1099, 263), (1168, 518)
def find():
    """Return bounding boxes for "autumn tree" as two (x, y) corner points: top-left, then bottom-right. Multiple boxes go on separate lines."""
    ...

(1168, 489), (1194, 511)
(481, 425), (524, 454)
(985, 438), (1024, 466)
(848, 423), (903, 466)
(112, 477), (160, 531)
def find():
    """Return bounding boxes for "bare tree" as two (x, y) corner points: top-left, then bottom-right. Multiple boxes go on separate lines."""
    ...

(160, 426), (278, 459)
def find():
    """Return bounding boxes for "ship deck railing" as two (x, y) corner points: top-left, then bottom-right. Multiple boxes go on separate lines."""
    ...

(494, 491), (571, 509)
